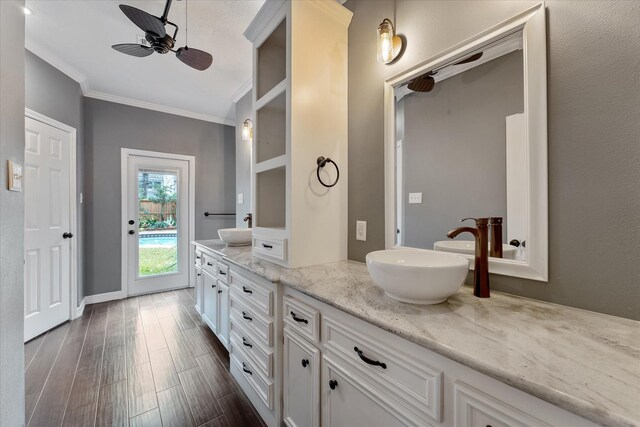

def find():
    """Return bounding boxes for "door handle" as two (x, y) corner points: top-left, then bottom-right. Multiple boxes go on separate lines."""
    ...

(128, 230), (135, 235)
(63, 232), (73, 239)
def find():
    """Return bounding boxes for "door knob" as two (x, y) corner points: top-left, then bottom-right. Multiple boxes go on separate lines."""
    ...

(63, 232), (73, 239)
(301, 359), (309, 368)
(329, 379), (338, 390)
(128, 230), (135, 235)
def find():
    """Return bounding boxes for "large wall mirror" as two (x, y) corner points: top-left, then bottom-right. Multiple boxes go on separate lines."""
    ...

(384, 4), (548, 281)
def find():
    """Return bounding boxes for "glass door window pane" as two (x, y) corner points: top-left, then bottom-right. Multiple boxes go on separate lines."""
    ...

(137, 169), (179, 277)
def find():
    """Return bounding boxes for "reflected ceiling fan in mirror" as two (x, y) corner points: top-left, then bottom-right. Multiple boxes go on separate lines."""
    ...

(112, 0), (213, 71)
(408, 52), (483, 92)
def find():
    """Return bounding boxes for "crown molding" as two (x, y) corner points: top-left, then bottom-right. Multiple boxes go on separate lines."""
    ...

(84, 90), (235, 126)
(232, 78), (253, 103)
(26, 41), (235, 126)
(244, 0), (286, 42)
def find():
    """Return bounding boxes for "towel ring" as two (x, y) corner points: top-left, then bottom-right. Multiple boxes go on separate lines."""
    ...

(316, 156), (340, 188)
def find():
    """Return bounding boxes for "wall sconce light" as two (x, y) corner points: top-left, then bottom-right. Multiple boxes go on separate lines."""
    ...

(241, 119), (253, 141)
(377, 18), (402, 64)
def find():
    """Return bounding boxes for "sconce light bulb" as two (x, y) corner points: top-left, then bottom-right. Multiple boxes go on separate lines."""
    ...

(377, 19), (401, 64)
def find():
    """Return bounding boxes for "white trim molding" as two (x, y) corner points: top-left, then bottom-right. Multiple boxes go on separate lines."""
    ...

(75, 299), (86, 318)
(25, 44), (234, 126)
(84, 291), (125, 305)
(25, 109), (82, 320)
(383, 3), (548, 282)
(232, 78), (253, 103)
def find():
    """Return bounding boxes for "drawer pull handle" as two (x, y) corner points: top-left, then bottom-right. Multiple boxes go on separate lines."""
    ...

(242, 286), (253, 294)
(219, 270), (227, 276)
(290, 311), (308, 324)
(242, 311), (252, 321)
(218, 289), (222, 294)
(197, 273), (201, 277)
(211, 284), (216, 288)
(207, 262), (214, 266)
(242, 337), (252, 348)
(262, 243), (273, 249)
(329, 379), (338, 390)
(301, 359), (309, 368)
(196, 256), (201, 260)
(242, 362), (252, 375)
(354, 347), (387, 369)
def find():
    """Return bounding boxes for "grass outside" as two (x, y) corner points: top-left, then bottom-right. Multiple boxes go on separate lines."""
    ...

(139, 246), (178, 276)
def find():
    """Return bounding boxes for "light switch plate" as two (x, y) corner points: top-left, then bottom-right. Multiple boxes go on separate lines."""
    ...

(237, 193), (244, 204)
(7, 160), (22, 192)
(409, 192), (423, 204)
(356, 220), (367, 241)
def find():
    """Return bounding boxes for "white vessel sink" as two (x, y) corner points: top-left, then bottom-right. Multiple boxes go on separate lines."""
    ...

(433, 240), (517, 259)
(366, 249), (469, 305)
(218, 228), (252, 246)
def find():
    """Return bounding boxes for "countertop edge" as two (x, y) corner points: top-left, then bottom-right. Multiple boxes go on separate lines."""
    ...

(192, 240), (638, 427)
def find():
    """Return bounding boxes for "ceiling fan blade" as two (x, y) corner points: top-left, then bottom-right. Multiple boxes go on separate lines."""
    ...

(407, 73), (435, 92)
(176, 47), (213, 71)
(119, 4), (166, 38)
(453, 52), (483, 65)
(112, 43), (154, 58)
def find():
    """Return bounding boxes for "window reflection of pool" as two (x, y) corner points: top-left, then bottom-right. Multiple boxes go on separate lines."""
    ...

(139, 234), (177, 248)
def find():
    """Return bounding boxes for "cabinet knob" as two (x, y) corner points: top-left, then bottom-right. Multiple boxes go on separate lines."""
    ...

(329, 379), (338, 390)
(128, 230), (135, 235)
(218, 289), (222, 294)
(301, 359), (309, 368)
(212, 284), (216, 288)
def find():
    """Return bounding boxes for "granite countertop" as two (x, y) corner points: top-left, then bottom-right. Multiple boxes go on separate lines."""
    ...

(193, 239), (640, 427)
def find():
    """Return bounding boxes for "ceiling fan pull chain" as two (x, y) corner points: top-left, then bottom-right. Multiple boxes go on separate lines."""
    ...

(185, 0), (188, 49)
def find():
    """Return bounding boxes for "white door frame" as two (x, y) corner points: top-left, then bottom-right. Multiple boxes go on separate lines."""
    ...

(120, 148), (196, 297)
(25, 108), (80, 320)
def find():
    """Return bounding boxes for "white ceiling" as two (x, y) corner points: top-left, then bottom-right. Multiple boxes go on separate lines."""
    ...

(25, 0), (265, 125)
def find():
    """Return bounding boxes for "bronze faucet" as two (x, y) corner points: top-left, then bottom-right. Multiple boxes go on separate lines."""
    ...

(447, 218), (490, 298)
(489, 217), (503, 258)
(243, 213), (253, 228)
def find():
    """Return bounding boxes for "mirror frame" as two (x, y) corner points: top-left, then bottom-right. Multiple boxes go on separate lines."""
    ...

(383, 3), (548, 281)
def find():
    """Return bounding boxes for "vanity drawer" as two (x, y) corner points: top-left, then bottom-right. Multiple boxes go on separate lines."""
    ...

(322, 314), (443, 423)
(202, 255), (218, 276)
(252, 235), (287, 261)
(230, 297), (273, 347)
(230, 347), (273, 409)
(217, 262), (229, 284)
(283, 295), (320, 344)
(454, 382), (551, 427)
(230, 326), (273, 378)
(230, 272), (273, 317)
(194, 249), (204, 267)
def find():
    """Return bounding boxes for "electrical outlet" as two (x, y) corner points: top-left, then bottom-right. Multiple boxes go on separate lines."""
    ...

(356, 221), (367, 241)
(409, 192), (423, 204)
(237, 193), (244, 204)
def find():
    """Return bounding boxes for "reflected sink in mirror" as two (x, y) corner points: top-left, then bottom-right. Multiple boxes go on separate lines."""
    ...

(218, 228), (252, 246)
(433, 240), (517, 260)
(366, 249), (469, 305)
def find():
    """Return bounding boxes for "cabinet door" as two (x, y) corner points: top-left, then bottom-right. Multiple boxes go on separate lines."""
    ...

(217, 280), (230, 350)
(322, 356), (405, 427)
(202, 271), (218, 333)
(195, 267), (203, 313)
(284, 329), (320, 427)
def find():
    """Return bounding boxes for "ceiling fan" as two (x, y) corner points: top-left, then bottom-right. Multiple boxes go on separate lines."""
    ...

(112, 0), (213, 71)
(408, 52), (483, 92)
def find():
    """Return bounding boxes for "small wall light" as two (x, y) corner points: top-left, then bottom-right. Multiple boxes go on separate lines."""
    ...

(377, 18), (402, 64)
(241, 119), (253, 141)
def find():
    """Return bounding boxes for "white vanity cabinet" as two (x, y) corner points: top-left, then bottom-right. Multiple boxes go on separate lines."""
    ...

(282, 288), (599, 427)
(217, 280), (230, 349)
(201, 270), (218, 333)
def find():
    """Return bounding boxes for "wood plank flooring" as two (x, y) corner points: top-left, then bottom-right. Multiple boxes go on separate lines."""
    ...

(24, 288), (265, 427)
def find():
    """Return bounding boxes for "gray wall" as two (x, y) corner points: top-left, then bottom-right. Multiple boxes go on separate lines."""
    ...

(402, 51), (523, 248)
(0, 1), (26, 424)
(84, 98), (235, 297)
(235, 91), (253, 228)
(346, 0), (640, 320)
(25, 50), (85, 305)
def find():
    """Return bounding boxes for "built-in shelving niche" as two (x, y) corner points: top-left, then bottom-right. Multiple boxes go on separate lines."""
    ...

(256, 91), (286, 164)
(257, 18), (287, 100)
(256, 166), (286, 229)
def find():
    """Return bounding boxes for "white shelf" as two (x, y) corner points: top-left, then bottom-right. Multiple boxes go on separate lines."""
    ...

(256, 79), (287, 111)
(255, 155), (286, 174)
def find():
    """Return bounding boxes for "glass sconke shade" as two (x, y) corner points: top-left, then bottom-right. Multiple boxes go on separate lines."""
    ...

(377, 18), (402, 64)
(242, 119), (253, 141)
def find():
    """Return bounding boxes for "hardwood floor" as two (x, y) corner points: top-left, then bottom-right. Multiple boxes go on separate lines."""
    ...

(24, 288), (265, 427)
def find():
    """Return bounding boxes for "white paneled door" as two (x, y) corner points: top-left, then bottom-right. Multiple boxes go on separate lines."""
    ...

(123, 151), (193, 296)
(24, 116), (73, 341)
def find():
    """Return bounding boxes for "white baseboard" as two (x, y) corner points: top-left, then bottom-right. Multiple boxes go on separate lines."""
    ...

(84, 290), (125, 305)
(74, 299), (86, 319)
